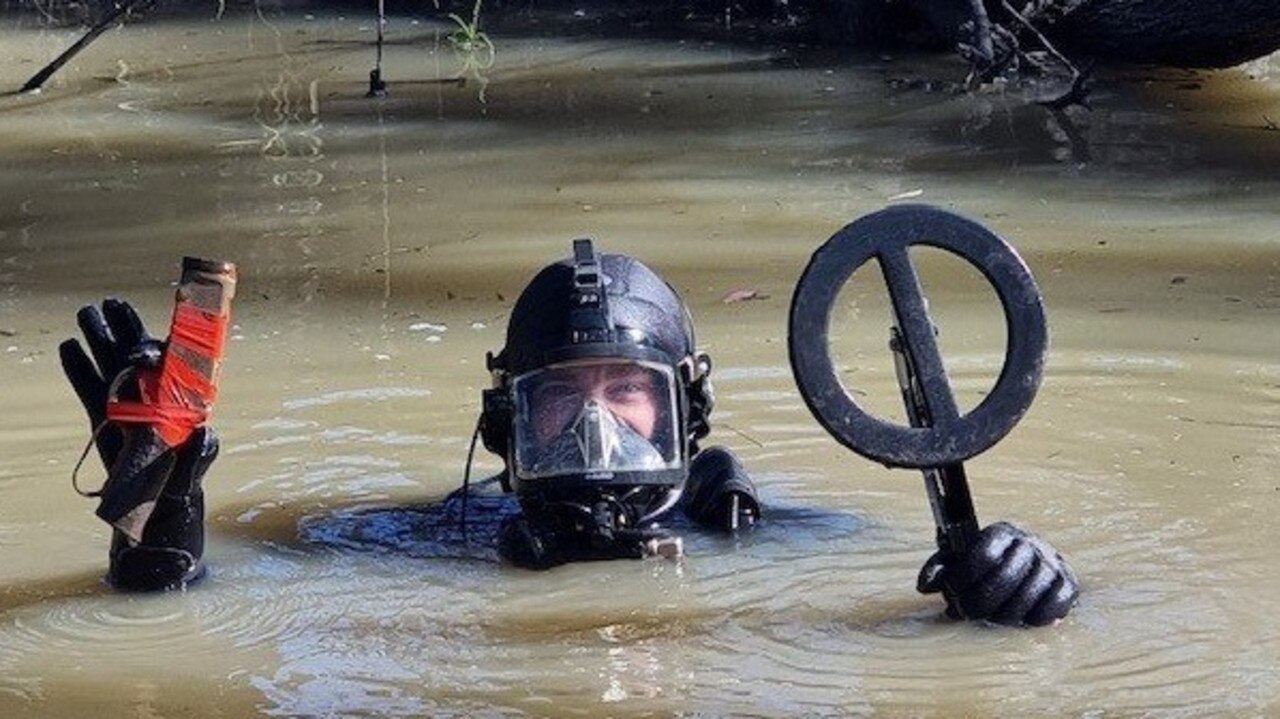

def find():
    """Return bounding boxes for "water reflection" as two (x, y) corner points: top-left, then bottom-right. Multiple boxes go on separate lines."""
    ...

(252, 11), (327, 308)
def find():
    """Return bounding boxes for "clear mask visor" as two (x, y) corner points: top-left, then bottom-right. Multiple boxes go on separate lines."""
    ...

(511, 359), (682, 480)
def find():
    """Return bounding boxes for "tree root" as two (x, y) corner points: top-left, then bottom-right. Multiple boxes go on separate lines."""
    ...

(955, 0), (1095, 109)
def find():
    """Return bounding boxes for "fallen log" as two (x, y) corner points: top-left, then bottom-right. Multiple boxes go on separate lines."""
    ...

(894, 0), (1280, 69)
(1049, 0), (1280, 68)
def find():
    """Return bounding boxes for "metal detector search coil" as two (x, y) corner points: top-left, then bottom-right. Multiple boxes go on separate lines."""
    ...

(787, 204), (1047, 469)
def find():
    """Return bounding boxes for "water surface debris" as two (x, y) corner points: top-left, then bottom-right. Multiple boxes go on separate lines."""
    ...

(722, 288), (769, 304)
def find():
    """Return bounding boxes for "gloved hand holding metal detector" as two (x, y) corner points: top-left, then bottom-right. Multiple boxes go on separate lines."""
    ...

(789, 204), (1078, 627)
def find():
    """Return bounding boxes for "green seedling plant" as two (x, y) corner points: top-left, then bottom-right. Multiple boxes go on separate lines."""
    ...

(448, 0), (495, 63)
(447, 0), (495, 101)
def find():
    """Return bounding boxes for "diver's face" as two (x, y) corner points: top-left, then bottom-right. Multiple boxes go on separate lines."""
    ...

(529, 364), (660, 446)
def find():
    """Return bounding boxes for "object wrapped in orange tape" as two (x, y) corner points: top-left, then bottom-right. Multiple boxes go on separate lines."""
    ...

(99, 257), (236, 543)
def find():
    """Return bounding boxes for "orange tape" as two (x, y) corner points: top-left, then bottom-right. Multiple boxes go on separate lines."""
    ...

(106, 302), (230, 448)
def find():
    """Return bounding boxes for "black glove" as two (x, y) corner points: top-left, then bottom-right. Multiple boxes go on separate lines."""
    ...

(59, 298), (218, 591)
(497, 514), (562, 569)
(681, 446), (760, 532)
(917, 521), (1078, 627)
(107, 426), (217, 590)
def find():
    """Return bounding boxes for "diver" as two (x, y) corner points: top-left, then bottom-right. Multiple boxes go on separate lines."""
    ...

(479, 239), (755, 568)
(60, 239), (1077, 626)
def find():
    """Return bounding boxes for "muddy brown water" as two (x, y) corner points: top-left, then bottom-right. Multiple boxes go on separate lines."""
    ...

(1, 7), (1278, 717)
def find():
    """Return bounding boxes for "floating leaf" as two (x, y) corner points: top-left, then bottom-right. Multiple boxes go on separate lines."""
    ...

(722, 288), (769, 304)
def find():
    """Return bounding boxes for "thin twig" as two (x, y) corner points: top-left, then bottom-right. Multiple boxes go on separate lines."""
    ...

(720, 422), (765, 448)
(999, 0), (1094, 108)
(1000, 0), (1076, 74)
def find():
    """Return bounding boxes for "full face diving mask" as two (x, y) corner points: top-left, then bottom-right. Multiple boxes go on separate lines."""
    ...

(511, 359), (683, 483)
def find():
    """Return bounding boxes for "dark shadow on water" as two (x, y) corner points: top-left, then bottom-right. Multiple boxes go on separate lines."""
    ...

(297, 477), (517, 563)
(210, 475), (512, 561)
(893, 67), (1280, 177)
(213, 475), (868, 566)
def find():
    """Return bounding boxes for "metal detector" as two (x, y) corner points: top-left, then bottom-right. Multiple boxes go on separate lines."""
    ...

(788, 204), (1047, 554)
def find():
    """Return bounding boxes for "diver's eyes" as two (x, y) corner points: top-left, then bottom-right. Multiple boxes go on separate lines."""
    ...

(605, 377), (654, 404)
(533, 381), (583, 407)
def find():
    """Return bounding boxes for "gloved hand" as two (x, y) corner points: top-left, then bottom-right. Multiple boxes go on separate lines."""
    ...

(60, 298), (219, 591)
(681, 446), (760, 532)
(917, 521), (1078, 627)
(107, 426), (217, 590)
(497, 514), (557, 569)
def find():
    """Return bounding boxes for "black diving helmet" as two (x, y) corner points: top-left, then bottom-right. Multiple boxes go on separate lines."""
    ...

(481, 238), (712, 509)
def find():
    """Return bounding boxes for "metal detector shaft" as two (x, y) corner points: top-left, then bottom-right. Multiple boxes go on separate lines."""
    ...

(889, 326), (980, 553)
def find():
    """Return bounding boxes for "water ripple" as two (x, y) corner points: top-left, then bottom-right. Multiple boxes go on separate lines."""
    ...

(281, 387), (431, 411)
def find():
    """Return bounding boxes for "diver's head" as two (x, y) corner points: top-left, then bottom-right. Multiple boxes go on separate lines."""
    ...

(480, 239), (713, 518)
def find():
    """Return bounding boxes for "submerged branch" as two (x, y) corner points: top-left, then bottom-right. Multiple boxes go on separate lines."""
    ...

(20, 0), (145, 93)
